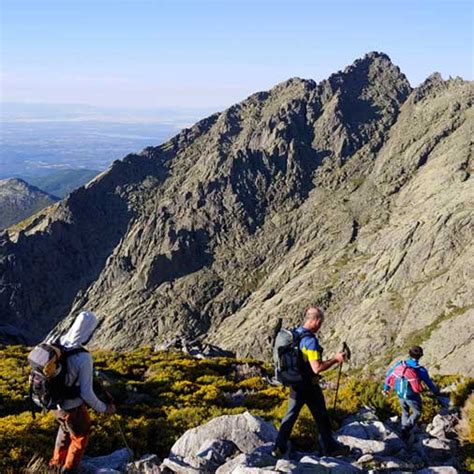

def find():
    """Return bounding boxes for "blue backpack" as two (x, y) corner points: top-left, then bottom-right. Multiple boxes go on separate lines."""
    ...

(387, 361), (423, 398)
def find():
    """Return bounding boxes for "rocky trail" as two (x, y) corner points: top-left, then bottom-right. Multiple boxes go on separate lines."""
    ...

(73, 407), (463, 473)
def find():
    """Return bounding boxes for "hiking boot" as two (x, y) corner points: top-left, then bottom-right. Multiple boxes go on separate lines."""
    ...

(324, 442), (351, 457)
(271, 445), (286, 458)
(400, 426), (410, 441)
(272, 440), (292, 458)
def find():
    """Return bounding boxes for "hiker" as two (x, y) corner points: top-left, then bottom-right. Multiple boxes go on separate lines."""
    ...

(48, 311), (116, 473)
(383, 345), (441, 439)
(273, 306), (350, 457)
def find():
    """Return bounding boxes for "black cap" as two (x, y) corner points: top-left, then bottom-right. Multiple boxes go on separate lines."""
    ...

(409, 346), (424, 360)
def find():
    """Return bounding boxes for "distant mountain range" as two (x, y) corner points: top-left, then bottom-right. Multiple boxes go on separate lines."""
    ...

(24, 169), (99, 198)
(0, 178), (59, 229)
(0, 52), (472, 375)
(0, 169), (100, 229)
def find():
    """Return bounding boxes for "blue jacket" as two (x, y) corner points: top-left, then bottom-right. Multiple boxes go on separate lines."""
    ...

(384, 358), (439, 400)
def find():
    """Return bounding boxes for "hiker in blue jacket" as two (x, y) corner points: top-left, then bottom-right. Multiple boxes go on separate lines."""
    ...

(383, 346), (441, 439)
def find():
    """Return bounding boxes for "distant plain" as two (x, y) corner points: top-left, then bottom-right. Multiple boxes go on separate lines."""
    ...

(0, 103), (212, 179)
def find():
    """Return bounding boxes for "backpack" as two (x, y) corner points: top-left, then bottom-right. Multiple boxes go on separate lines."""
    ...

(387, 361), (424, 398)
(28, 342), (87, 412)
(273, 328), (310, 386)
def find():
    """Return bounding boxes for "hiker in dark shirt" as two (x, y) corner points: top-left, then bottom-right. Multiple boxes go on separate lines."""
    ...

(384, 345), (441, 439)
(273, 306), (350, 457)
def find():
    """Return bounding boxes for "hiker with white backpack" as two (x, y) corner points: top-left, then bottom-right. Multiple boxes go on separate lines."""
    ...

(28, 311), (116, 473)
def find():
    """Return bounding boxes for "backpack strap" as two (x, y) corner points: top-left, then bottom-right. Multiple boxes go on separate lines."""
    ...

(294, 328), (314, 343)
(63, 347), (88, 357)
(28, 379), (37, 419)
(62, 347), (88, 390)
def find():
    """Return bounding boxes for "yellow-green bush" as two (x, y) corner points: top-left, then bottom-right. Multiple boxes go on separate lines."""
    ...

(0, 411), (56, 472)
(0, 346), (30, 416)
(196, 374), (236, 391)
(457, 393), (474, 472)
(238, 376), (267, 391)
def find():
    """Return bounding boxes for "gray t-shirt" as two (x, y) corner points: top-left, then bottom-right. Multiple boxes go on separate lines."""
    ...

(60, 350), (107, 413)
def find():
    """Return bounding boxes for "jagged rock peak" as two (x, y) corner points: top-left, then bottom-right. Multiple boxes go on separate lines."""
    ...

(425, 71), (444, 83)
(346, 50), (394, 71)
(148, 51), (411, 161)
(309, 52), (413, 129)
(333, 51), (409, 84)
(411, 71), (470, 103)
(364, 50), (392, 61)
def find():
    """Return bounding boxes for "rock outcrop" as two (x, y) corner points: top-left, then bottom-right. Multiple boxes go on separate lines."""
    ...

(154, 338), (235, 359)
(0, 52), (472, 374)
(157, 408), (462, 473)
(81, 448), (132, 473)
(79, 408), (462, 473)
(75, 408), (459, 474)
(162, 412), (277, 473)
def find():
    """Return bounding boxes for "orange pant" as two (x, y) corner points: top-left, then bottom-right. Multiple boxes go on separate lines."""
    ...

(49, 404), (91, 472)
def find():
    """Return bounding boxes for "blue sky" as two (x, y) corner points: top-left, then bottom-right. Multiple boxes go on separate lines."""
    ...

(1, 0), (472, 110)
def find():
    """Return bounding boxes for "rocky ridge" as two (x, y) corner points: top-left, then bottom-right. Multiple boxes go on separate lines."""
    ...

(0, 52), (472, 374)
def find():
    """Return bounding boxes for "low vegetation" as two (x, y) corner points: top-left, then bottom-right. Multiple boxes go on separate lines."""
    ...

(0, 345), (471, 472)
(457, 392), (474, 471)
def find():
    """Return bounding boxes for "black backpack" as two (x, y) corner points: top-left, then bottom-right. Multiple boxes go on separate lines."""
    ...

(273, 328), (309, 386)
(28, 342), (87, 413)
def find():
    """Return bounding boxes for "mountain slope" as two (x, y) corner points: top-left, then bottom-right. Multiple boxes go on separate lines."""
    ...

(0, 52), (472, 374)
(0, 178), (59, 230)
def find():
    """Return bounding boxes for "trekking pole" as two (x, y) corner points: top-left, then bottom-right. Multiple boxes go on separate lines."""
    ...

(113, 414), (133, 455)
(333, 342), (351, 412)
(104, 390), (133, 456)
(95, 371), (133, 457)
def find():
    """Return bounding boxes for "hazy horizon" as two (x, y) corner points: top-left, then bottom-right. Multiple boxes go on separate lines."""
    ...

(0, 102), (215, 126)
